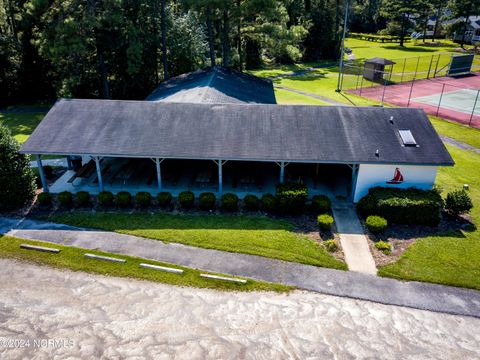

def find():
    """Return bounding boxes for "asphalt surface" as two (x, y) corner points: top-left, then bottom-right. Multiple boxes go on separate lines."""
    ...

(2, 216), (480, 319)
(440, 135), (480, 153)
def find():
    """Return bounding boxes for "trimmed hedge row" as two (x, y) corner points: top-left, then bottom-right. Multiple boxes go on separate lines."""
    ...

(349, 32), (410, 43)
(35, 186), (333, 216)
(276, 182), (308, 215)
(35, 191), (272, 212)
(357, 187), (443, 226)
(311, 195), (331, 214)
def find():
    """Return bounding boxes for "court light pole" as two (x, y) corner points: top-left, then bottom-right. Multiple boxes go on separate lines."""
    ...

(336, 0), (350, 92)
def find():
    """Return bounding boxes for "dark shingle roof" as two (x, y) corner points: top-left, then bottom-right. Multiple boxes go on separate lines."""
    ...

(20, 99), (454, 166)
(146, 66), (276, 104)
(365, 57), (396, 66)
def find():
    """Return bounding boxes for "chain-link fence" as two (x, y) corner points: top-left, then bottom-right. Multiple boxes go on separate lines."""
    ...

(340, 53), (480, 91)
(341, 53), (480, 128)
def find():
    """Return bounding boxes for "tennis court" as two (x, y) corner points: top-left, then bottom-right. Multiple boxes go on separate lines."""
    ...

(348, 73), (480, 128)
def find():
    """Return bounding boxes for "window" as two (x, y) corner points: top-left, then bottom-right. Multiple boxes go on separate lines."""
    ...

(399, 129), (417, 147)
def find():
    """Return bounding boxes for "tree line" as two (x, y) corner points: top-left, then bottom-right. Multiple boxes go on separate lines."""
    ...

(0, 0), (342, 103)
(1, 0), (479, 105)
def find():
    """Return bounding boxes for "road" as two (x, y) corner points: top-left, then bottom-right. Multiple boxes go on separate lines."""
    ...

(0, 259), (479, 359)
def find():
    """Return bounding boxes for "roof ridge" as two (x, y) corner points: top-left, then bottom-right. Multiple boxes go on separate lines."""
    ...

(200, 67), (218, 102)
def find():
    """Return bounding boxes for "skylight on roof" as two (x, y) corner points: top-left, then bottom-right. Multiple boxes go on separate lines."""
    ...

(399, 129), (417, 146)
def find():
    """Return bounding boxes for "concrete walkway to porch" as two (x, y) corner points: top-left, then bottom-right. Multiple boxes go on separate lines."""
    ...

(2, 216), (480, 318)
(332, 201), (377, 275)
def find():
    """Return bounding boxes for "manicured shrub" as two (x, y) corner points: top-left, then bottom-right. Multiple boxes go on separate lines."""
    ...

(243, 194), (259, 211)
(357, 187), (443, 226)
(116, 191), (132, 208)
(75, 191), (91, 207)
(0, 124), (36, 211)
(375, 240), (391, 255)
(317, 214), (334, 231)
(261, 194), (277, 213)
(179, 191), (195, 209)
(31, 167), (42, 188)
(324, 239), (338, 252)
(57, 191), (73, 207)
(275, 182), (308, 215)
(135, 192), (151, 208)
(356, 193), (377, 218)
(37, 192), (52, 207)
(157, 192), (173, 208)
(98, 191), (114, 207)
(445, 190), (473, 216)
(199, 192), (216, 211)
(366, 215), (388, 234)
(43, 165), (54, 179)
(311, 195), (331, 214)
(221, 193), (238, 212)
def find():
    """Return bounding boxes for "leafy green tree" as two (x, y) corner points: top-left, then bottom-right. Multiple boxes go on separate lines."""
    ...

(414, 0), (433, 42)
(0, 124), (36, 211)
(35, 0), (122, 98)
(351, 0), (385, 34)
(448, 0), (480, 48)
(380, 0), (417, 46)
(430, 0), (444, 41)
(304, 0), (339, 61)
(167, 10), (209, 75)
(0, 33), (21, 106)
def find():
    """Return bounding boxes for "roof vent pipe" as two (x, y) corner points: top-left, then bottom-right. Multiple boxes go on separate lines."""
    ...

(389, 116), (394, 124)
(375, 149), (379, 157)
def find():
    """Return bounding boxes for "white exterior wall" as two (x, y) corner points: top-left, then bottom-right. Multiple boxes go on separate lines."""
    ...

(353, 164), (438, 202)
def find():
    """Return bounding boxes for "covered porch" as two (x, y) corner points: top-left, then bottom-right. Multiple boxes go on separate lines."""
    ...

(37, 155), (356, 199)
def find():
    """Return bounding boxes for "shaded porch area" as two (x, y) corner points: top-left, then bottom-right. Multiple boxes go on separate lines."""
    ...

(43, 156), (353, 199)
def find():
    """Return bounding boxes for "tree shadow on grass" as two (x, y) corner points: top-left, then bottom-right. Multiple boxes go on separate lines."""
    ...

(381, 45), (440, 53)
(377, 216), (475, 242)
(0, 113), (45, 140)
(44, 210), (297, 231)
(272, 72), (329, 84)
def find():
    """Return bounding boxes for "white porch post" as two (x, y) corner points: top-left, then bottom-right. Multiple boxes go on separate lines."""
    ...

(66, 155), (73, 170)
(92, 156), (104, 192)
(280, 161), (285, 183)
(350, 164), (359, 201)
(218, 159), (223, 195)
(214, 160), (227, 195)
(277, 161), (289, 183)
(155, 158), (164, 192)
(36, 154), (49, 193)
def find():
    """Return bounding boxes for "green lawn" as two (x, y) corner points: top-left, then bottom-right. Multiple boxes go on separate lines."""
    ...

(0, 235), (292, 292)
(0, 112), (46, 144)
(274, 88), (331, 105)
(46, 212), (347, 270)
(273, 70), (381, 106)
(429, 116), (480, 149)
(346, 38), (457, 61)
(378, 145), (480, 290)
(251, 38), (479, 107)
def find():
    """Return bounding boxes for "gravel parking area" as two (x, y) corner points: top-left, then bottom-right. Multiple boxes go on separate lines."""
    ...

(1, 259), (479, 359)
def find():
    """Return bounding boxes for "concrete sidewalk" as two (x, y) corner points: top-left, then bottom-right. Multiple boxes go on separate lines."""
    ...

(2, 216), (480, 318)
(332, 201), (377, 275)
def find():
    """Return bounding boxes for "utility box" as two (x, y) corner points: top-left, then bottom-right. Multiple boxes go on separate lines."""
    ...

(363, 57), (395, 82)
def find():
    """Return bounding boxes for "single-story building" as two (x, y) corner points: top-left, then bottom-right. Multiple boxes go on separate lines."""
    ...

(146, 66), (277, 104)
(450, 16), (480, 44)
(20, 85), (454, 202)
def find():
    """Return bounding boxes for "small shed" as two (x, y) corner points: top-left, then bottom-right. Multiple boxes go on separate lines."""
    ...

(363, 58), (396, 82)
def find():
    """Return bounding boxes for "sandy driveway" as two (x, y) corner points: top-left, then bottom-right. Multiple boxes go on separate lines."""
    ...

(0, 259), (479, 359)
